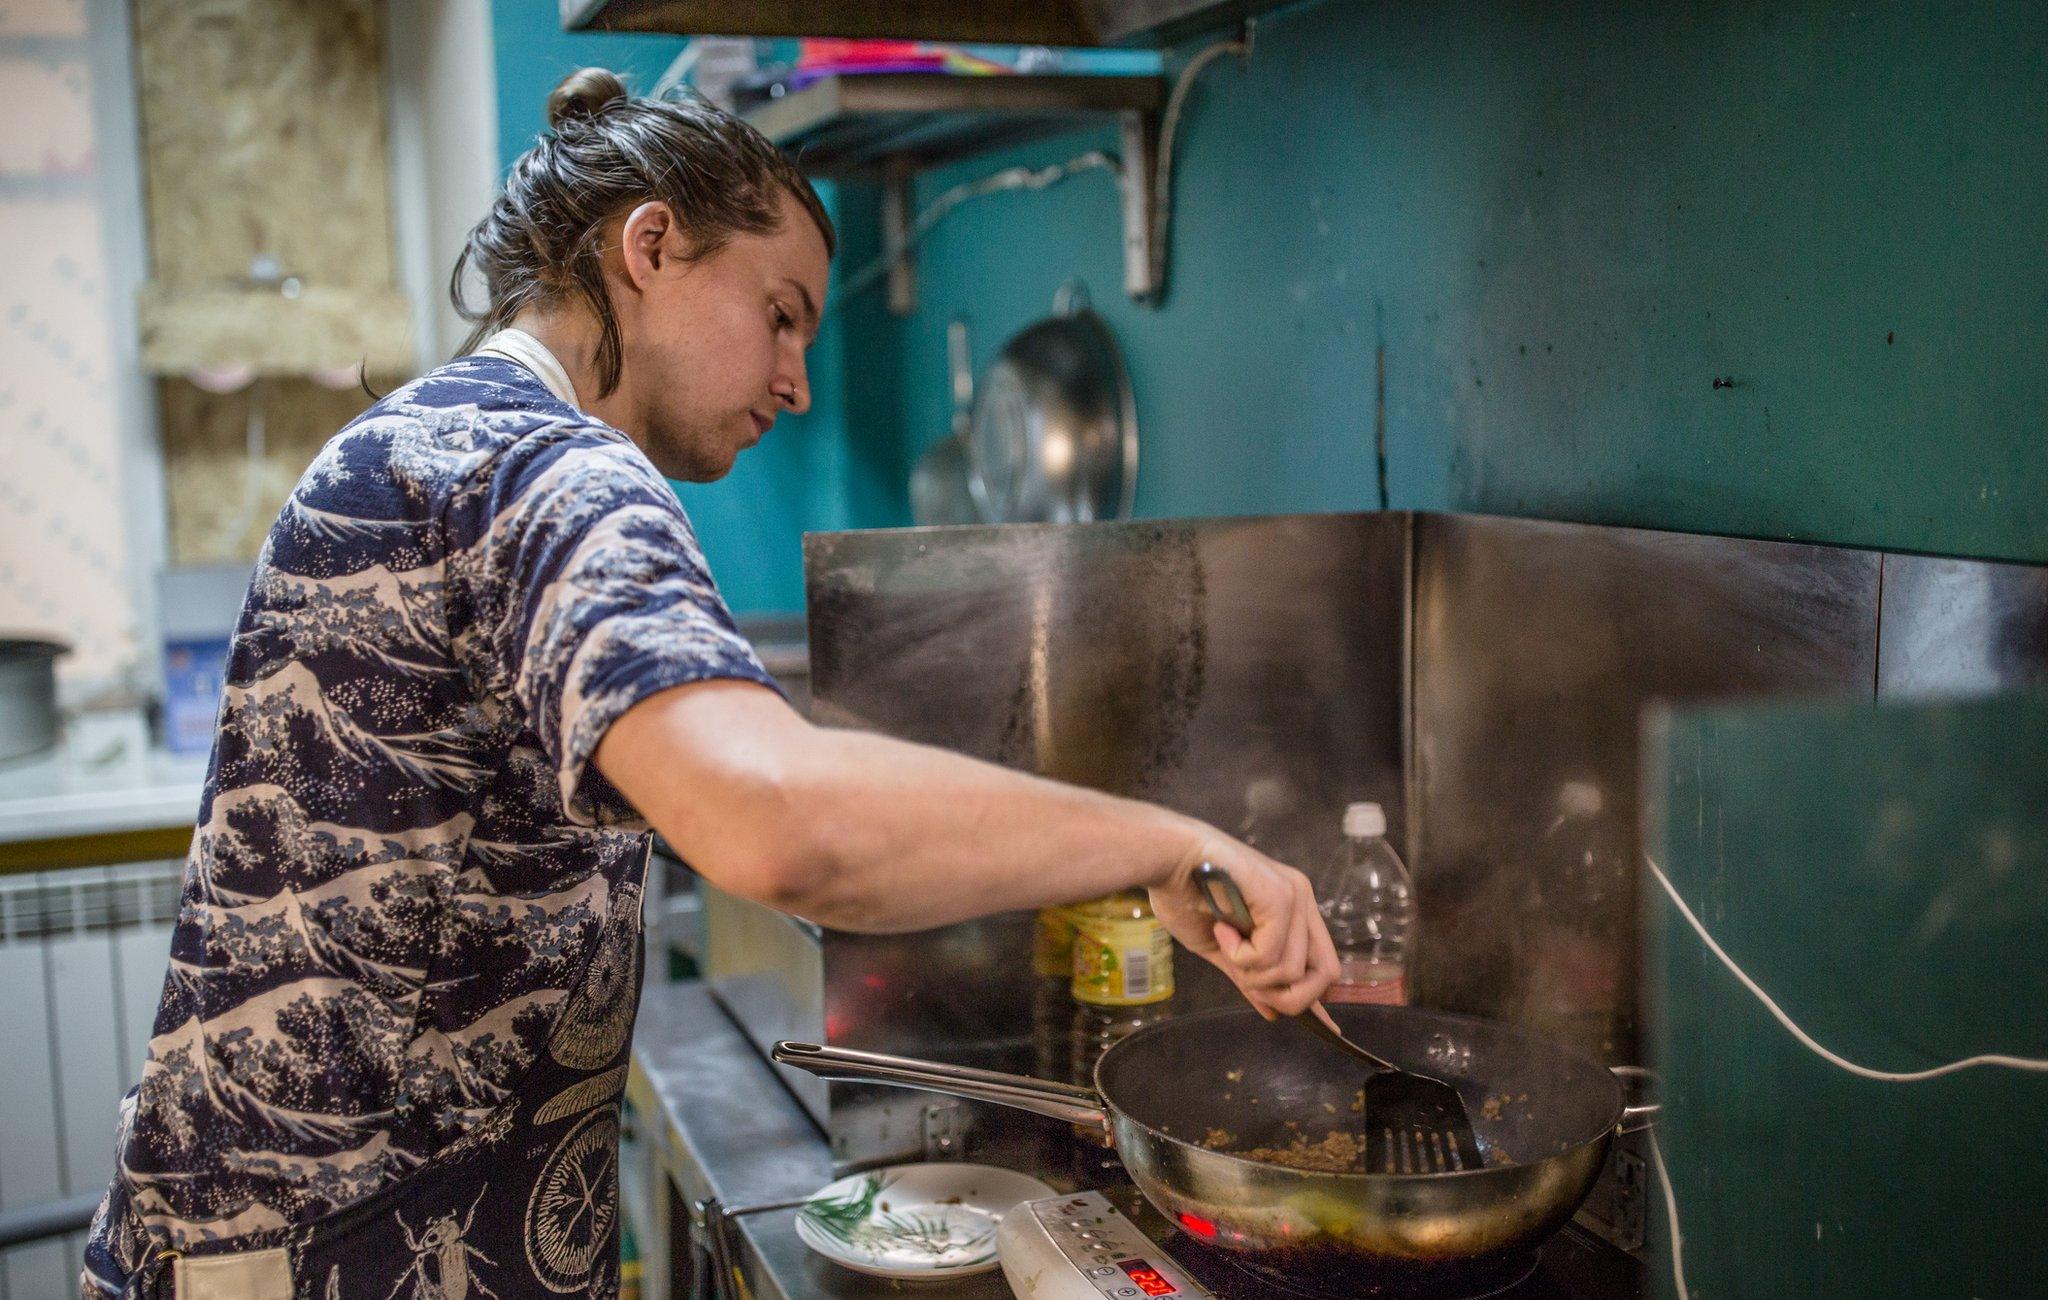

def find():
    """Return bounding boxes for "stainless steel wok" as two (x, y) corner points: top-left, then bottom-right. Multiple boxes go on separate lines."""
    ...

(776, 1003), (1654, 1290)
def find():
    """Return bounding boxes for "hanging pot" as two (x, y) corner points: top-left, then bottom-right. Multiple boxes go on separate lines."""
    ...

(0, 638), (67, 762)
(968, 281), (1138, 524)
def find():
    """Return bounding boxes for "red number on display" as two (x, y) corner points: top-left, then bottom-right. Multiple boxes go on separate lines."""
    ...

(1116, 1259), (1178, 1296)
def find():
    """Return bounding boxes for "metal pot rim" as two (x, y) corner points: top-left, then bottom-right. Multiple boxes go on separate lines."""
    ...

(1093, 1003), (1638, 1184)
(0, 637), (70, 661)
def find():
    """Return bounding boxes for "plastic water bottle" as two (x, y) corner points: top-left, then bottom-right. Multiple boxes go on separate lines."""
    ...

(1320, 802), (1415, 1005)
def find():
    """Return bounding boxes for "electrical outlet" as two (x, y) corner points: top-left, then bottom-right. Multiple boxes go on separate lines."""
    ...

(1574, 1140), (1648, 1254)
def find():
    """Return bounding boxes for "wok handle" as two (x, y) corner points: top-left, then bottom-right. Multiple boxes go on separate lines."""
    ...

(772, 1042), (1112, 1138)
(1191, 862), (1403, 1075)
(1611, 1065), (1660, 1132)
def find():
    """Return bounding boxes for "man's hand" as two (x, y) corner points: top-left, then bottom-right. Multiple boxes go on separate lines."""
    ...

(1148, 837), (1339, 1019)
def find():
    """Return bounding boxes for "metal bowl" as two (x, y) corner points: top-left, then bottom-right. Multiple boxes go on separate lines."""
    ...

(968, 282), (1138, 523)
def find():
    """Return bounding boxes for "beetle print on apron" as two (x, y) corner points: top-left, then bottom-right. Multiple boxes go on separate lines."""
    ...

(103, 863), (647, 1299)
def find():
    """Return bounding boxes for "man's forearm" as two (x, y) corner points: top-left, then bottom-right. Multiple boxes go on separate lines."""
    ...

(764, 724), (1203, 931)
(599, 679), (1339, 1017)
(596, 679), (1204, 932)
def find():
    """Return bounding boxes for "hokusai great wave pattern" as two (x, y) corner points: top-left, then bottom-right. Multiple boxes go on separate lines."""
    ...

(80, 357), (775, 1288)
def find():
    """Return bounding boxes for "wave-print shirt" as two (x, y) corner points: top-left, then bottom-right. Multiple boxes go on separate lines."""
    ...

(101, 355), (774, 1251)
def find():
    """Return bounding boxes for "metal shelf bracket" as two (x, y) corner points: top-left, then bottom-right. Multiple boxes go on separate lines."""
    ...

(1120, 108), (1163, 304)
(881, 159), (919, 316)
(874, 108), (1164, 316)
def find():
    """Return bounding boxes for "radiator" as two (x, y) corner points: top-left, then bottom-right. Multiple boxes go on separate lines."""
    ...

(0, 861), (181, 1298)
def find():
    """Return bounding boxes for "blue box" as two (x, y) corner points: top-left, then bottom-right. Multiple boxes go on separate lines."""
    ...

(158, 564), (252, 757)
(162, 637), (231, 755)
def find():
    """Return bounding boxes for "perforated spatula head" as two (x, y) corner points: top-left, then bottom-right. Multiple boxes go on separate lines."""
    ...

(1192, 862), (1484, 1174)
(1362, 1067), (1484, 1173)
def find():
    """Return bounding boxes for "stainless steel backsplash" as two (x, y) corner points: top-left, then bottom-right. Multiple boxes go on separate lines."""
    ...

(704, 510), (2048, 1183)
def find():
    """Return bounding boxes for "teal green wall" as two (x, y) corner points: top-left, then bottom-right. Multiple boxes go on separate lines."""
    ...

(491, 3), (689, 165)
(880, 0), (2048, 561)
(491, 0), (2048, 608)
(488, 4), (901, 612)
(1648, 688), (2048, 1296)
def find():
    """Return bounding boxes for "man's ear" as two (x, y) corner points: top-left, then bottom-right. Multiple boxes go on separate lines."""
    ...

(617, 201), (676, 290)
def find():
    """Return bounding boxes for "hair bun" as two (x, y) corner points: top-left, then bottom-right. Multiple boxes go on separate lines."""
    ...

(547, 67), (629, 130)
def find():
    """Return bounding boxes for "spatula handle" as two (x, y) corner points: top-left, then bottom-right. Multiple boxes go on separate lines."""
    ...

(1191, 862), (1401, 1074)
(1192, 860), (1257, 934)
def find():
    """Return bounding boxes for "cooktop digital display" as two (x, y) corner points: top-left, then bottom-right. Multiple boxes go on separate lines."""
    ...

(1116, 1257), (1180, 1295)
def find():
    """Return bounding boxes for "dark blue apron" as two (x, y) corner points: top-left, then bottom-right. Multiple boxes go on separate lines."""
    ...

(87, 847), (648, 1300)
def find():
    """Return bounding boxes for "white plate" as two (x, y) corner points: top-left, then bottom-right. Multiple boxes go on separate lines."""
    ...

(793, 1162), (1058, 1280)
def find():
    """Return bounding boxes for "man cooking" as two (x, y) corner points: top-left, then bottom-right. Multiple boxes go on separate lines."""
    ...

(82, 69), (1336, 1298)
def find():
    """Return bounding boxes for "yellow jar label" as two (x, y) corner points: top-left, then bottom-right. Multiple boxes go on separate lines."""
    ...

(1032, 906), (1080, 978)
(1071, 913), (1174, 1006)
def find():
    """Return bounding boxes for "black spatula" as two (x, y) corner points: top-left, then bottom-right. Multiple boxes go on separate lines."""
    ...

(1194, 862), (1484, 1174)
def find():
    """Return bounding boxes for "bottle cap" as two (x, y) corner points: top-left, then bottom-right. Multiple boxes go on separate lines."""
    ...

(1343, 802), (1386, 838)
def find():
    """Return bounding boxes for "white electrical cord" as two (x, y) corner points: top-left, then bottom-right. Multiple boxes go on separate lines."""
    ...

(1644, 855), (2048, 1081)
(1646, 1129), (1691, 1300)
(1643, 852), (2048, 1298)
(1149, 33), (1251, 293)
(833, 151), (1122, 305)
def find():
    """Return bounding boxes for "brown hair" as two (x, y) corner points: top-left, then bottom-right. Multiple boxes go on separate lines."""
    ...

(451, 67), (835, 398)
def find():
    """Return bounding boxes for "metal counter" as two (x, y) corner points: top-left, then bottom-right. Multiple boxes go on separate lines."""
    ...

(0, 711), (204, 873)
(628, 981), (1646, 1300)
(629, 980), (1027, 1300)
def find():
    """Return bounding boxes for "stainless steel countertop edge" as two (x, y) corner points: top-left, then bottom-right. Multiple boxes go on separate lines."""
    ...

(631, 980), (1017, 1299)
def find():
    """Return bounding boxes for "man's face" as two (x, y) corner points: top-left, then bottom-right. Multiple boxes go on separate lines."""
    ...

(610, 190), (830, 481)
